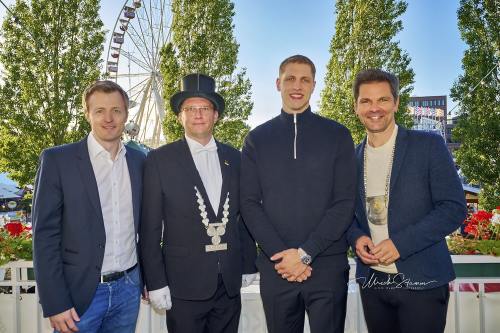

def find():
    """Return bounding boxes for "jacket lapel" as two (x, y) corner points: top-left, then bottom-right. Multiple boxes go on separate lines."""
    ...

(215, 141), (230, 218)
(76, 137), (104, 226)
(389, 127), (408, 195)
(125, 147), (142, 232)
(356, 139), (368, 222)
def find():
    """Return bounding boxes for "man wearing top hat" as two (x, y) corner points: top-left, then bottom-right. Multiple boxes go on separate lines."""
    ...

(140, 73), (257, 332)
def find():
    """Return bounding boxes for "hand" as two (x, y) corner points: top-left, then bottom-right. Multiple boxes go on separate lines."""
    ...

(371, 239), (400, 265)
(280, 265), (312, 282)
(148, 286), (172, 310)
(294, 266), (312, 283)
(241, 273), (258, 288)
(271, 248), (312, 282)
(49, 308), (80, 333)
(355, 235), (378, 265)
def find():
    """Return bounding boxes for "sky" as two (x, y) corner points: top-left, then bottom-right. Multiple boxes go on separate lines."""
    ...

(0, 0), (467, 128)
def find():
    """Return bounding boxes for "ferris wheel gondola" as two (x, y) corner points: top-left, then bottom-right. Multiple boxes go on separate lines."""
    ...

(105, 0), (172, 147)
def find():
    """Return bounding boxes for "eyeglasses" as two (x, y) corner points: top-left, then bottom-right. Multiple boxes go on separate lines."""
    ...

(181, 106), (214, 115)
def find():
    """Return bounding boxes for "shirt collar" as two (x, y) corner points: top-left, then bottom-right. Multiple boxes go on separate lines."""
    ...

(367, 125), (399, 151)
(87, 132), (126, 160)
(279, 106), (313, 123)
(185, 135), (217, 154)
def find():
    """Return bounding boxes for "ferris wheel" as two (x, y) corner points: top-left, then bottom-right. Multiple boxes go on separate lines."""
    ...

(105, 0), (172, 147)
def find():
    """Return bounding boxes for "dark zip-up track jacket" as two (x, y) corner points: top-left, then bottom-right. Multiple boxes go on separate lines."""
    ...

(240, 108), (357, 263)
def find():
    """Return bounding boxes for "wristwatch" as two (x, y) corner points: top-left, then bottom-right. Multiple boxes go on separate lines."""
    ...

(298, 248), (312, 265)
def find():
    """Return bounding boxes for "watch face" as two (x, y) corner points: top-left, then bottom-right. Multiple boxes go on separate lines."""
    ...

(302, 255), (312, 265)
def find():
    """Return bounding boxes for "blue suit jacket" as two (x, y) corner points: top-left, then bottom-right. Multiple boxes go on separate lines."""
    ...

(32, 137), (145, 317)
(347, 127), (467, 289)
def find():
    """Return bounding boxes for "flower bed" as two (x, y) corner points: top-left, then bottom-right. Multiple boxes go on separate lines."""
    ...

(448, 207), (500, 256)
(0, 222), (32, 266)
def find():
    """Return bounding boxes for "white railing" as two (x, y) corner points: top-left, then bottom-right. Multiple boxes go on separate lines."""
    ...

(1, 258), (499, 333)
(449, 255), (500, 333)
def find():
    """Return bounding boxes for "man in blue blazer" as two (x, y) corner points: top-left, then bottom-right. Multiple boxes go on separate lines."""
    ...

(32, 81), (145, 333)
(347, 69), (467, 333)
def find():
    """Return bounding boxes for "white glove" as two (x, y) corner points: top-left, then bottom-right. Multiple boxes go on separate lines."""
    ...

(148, 286), (172, 310)
(241, 273), (258, 288)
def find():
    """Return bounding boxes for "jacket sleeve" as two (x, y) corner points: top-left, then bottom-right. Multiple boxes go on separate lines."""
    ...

(139, 150), (169, 291)
(391, 135), (467, 260)
(240, 133), (288, 258)
(300, 128), (357, 260)
(32, 150), (73, 317)
(346, 215), (369, 249)
(238, 215), (258, 274)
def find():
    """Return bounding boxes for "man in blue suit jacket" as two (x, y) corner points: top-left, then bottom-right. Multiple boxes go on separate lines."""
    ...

(347, 69), (467, 333)
(33, 81), (145, 333)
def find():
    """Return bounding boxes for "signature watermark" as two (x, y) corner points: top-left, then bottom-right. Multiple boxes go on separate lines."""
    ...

(353, 273), (437, 290)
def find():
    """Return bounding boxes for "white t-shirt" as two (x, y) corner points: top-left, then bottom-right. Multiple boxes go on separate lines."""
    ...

(365, 125), (398, 274)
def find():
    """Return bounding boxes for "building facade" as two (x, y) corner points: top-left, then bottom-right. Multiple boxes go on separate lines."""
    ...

(409, 95), (459, 153)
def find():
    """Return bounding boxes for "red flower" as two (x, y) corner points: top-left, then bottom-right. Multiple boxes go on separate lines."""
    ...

(464, 223), (478, 237)
(462, 210), (494, 239)
(4, 222), (24, 237)
(472, 210), (493, 222)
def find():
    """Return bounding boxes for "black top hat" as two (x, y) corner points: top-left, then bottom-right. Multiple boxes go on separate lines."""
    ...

(170, 73), (225, 115)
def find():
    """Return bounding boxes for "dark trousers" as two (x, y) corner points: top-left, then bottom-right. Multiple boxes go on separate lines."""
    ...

(360, 269), (450, 333)
(258, 254), (349, 333)
(166, 275), (241, 333)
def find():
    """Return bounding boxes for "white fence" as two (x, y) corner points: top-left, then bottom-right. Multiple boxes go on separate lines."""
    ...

(1, 258), (499, 333)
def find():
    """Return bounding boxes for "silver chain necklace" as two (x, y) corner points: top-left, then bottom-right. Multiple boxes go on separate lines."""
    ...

(363, 138), (396, 207)
(194, 186), (230, 252)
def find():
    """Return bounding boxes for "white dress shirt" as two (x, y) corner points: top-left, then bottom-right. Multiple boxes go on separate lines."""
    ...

(185, 135), (222, 213)
(87, 133), (136, 275)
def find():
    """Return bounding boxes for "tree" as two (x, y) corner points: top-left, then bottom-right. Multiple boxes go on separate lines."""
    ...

(320, 0), (414, 143)
(450, 0), (499, 210)
(0, 0), (105, 186)
(160, 0), (252, 148)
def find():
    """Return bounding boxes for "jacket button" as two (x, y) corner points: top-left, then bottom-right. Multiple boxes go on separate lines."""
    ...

(98, 244), (104, 248)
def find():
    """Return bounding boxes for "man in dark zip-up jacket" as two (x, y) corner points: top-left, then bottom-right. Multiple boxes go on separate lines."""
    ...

(240, 55), (356, 333)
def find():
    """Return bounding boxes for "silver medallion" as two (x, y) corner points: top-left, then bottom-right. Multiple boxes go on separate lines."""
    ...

(205, 222), (227, 252)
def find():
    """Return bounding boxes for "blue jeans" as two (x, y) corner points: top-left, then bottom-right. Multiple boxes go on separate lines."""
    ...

(56, 266), (141, 333)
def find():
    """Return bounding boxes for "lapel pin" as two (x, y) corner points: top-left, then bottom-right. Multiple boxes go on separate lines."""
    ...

(224, 160), (229, 166)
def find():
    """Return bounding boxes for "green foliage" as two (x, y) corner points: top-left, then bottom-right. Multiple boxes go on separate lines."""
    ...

(0, 0), (105, 185)
(320, 0), (414, 143)
(450, 0), (499, 211)
(478, 184), (500, 212)
(448, 237), (500, 256)
(160, 0), (252, 148)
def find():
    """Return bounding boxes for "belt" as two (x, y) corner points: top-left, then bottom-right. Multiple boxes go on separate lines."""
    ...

(100, 264), (137, 283)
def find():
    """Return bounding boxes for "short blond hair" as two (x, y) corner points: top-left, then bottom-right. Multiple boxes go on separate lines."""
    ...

(279, 54), (316, 78)
(82, 80), (129, 112)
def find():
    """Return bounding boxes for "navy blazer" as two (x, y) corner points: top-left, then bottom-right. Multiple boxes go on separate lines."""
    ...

(139, 139), (257, 301)
(32, 137), (145, 317)
(347, 127), (467, 289)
